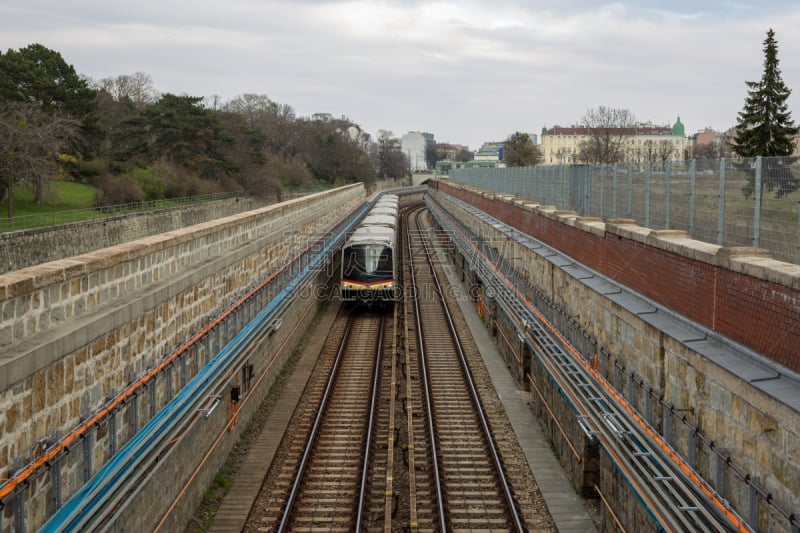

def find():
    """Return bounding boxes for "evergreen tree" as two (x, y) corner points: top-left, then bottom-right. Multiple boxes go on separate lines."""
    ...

(0, 44), (99, 155)
(733, 29), (797, 157)
(504, 132), (540, 167)
(732, 29), (799, 197)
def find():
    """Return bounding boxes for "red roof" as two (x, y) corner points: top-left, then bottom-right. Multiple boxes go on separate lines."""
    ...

(546, 125), (673, 136)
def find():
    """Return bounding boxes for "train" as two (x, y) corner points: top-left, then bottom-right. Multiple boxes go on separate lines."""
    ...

(340, 194), (400, 303)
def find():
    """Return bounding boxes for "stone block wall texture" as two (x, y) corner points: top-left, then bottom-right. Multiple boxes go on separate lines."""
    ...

(430, 182), (799, 532)
(0, 184), (364, 532)
(0, 196), (278, 274)
(119, 274), (328, 532)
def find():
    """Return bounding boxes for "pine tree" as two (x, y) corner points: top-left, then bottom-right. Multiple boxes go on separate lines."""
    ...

(732, 29), (799, 197)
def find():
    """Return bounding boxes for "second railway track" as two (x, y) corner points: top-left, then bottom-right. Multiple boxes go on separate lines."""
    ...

(403, 206), (523, 531)
(242, 202), (554, 532)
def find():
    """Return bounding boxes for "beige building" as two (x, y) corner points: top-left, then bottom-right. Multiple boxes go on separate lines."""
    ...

(540, 117), (688, 165)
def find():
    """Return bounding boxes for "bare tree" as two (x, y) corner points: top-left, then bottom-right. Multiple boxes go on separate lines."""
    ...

(0, 101), (78, 217)
(555, 147), (574, 164)
(95, 72), (157, 106)
(578, 106), (637, 164)
(223, 94), (278, 127)
(693, 141), (716, 160)
(638, 139), (676, 162)
(375, 130), (407, 180)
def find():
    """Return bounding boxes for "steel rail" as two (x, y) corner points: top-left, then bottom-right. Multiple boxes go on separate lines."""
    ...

(413, 208), (525, 532)
(356, 313), (385, 532)
(276, 312), (384, 533)
(276, 316), (355, 533)
(404, 207), (448, 533)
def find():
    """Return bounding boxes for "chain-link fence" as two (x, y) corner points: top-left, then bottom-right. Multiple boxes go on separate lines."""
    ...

(0, 190), (247, 233)
(449, 156), (800, 264)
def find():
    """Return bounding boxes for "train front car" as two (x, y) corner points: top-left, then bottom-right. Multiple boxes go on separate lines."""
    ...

(340, 225), (398, 303)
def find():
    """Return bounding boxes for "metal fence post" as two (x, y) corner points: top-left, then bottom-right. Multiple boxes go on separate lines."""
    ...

(797, 202), (800, 265)
(627, 162), (633, 217)
(665, 160), (672, 228)
(612, 163), (618, 218)
(718, 158), (726, 245)
(586, 165), (593, 217)
(754, 156), (762, 248)
(645, 161), (652, 228)
(599, 166), (606, 219)
(689, 159), (696, 237)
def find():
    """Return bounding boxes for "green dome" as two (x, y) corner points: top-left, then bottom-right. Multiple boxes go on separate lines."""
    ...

(672, 116), (685, 136)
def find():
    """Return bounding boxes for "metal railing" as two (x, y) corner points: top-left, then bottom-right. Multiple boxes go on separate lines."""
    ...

(449, 156), (800, 264)
(0, 191), (246, 233)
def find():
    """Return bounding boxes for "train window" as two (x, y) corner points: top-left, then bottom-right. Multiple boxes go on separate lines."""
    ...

(343, 245), (393, 280)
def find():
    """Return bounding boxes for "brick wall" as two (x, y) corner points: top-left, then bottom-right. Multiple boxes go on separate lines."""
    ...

(434, 180), (800, 374)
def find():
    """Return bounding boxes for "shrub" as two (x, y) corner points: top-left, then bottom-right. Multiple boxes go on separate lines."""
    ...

(93, 173), (144, 206)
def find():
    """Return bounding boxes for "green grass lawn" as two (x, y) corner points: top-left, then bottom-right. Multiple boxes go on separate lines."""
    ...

(0, 181), (99, 231)
(1, 181), (97, 217)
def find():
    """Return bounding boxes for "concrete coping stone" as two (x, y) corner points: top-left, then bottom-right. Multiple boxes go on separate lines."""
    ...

(534, 205), (558, 215)
(722, 253), (800, 290)
(47, 258), (90, 279)
(575, 217), (606, 237)
(645, 229), (689, 248)
(28, 265), (67, 288)
(137, 234), (176, 253)
(649, 235), (722, 264)
(0, 272), (36, 300)
(77, 246), (142, 271)
(605, 220), (650, 243)
(551, 210), (578, 224)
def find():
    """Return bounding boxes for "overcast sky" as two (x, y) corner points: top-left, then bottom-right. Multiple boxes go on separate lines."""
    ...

(2, 1), (800, 150)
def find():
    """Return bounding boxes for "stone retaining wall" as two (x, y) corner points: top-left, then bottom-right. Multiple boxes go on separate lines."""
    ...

(0, 184), (364, 531)
(0, 196), (281, 274)
(430, 182), (799, 532)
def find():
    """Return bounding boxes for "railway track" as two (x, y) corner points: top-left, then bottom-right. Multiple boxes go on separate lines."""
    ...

(245, 309), (392, 531)
(242, 203), (553, 532)
(401, 206), (525, 532)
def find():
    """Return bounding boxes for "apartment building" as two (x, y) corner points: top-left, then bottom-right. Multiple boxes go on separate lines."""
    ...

(540, 117), (688, 164)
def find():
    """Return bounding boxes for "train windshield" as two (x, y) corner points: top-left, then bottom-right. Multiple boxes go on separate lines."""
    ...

(343, 244), (393, 281)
